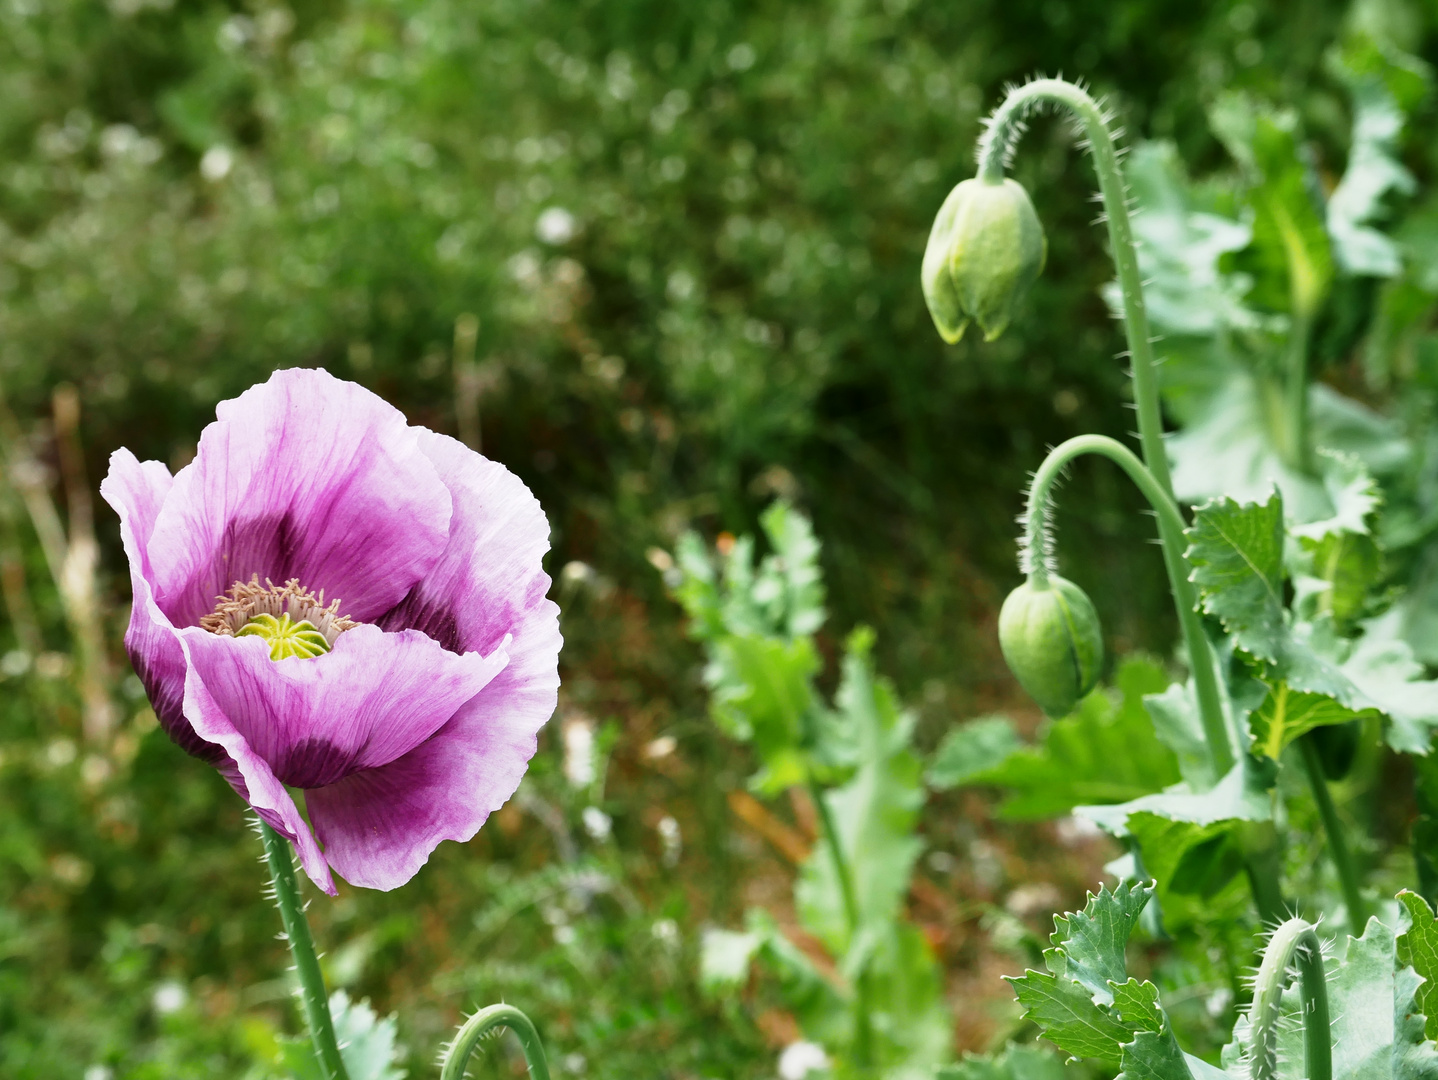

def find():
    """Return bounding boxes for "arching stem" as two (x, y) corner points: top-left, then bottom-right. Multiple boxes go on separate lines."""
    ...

(258, 822), (349, 1080)
(979, 81), (1172, 497)
(440, 1003), (551, 1080)
(1248, 918), (1331, 1080)
(1025, 435), (1231, 775)
(982, 81), (1214, 766)
(1025, 437), (1286, 926)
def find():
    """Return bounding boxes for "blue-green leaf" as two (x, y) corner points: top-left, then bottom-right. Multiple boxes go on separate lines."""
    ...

(1186, 492), (1287, 663)
(1007, 883), (1190, 1074)
(1248, 680), (1378, 761)
(926, 716), (1022, 790)
(959, 658), (1178, 819)
(937, 1044), (1068, 1080)
(1326, 37), (1425, 277)
(278, 991), (406, 1080)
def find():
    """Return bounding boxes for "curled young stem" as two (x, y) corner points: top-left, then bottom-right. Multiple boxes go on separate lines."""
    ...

(440, 1003), (551, 1080)
(1248, 917), (1331, 1080)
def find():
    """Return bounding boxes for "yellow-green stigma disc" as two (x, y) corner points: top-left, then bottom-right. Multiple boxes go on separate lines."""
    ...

(237, 612), (332, 660)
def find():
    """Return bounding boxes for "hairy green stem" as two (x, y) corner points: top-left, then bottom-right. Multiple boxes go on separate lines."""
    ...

(1248, 918), (1331, 1080)
(440, 1003), (551, 1080)
(258, 822), (349, 1080)
(1026, 438), (1288, 925)
(981, 79), (1225, 763)
(1024, 435), (1233, 776)
(984, 78), (1292, 931)
(1298, 736), (1368, 929)
(808, 777), (874, 1072)
(979, 80), (1173, 498)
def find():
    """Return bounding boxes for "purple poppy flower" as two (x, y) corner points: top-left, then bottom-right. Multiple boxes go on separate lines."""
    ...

(101, 368), (561, 895)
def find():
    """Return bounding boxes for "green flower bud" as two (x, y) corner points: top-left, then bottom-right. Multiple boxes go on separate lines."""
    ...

(921, 176), (1046, 343)
(998, 574), (1103, 717)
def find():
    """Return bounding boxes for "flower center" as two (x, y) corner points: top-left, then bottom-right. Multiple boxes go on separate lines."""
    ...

(236, 612), (331, 659)
(200, 576), (356, 661)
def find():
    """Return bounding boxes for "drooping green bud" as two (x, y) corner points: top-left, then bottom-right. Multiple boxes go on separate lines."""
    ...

(922, 175), (1046, 343)
(237, 612), (332, 660)
(998, 574), (1102, 717)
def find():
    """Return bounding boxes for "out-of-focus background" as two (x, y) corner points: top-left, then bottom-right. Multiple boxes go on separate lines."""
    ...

(0, 0), (1432, 1076)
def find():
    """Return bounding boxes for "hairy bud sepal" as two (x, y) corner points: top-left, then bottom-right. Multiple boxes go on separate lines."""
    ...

(922, 176), (1046, 343)
(998, 575), (1102, 717)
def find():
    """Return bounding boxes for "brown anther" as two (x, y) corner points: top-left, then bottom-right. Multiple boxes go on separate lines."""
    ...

(200, 574), (357, 646)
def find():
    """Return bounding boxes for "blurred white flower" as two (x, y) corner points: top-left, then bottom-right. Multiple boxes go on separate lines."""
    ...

(536, 206), (577, 245)
(46, 739), (76, 767)
(101, 124), (159, 163)
(666, 269), (696, 302)
(727, 43), (757, 71)
(200, 146), (234, 182)
(152, 980), (187, 1015)
(657, 814), (681, 866)
(581, 806), (612, 842)
(562, 715), (597, 788)
(1, 650), (31, 677)
(778, 1040), (829, 1080)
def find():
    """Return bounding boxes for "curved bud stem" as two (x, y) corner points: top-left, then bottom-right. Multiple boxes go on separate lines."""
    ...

(258, 821), (349, 1080)
(978, 79), (1172, 502)
(1024, 435), (1232, 777)
(1027, 439), (1288, 926)
(440, 1003), (551, 1080)
(1248, 918), (1331, 1080)
(983, 81), (1218, 785)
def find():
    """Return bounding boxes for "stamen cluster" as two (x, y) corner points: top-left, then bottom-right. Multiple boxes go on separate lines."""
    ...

(200, 575), (357, 647)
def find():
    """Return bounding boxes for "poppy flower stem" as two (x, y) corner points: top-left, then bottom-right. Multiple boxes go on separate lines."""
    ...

(1024, 435), (1231, 777)
(1024, 436), (1288, 927)
(440, 1003), (551, 1080)
(258, 821), (350, 1080)
(984, 81), (1214, 731)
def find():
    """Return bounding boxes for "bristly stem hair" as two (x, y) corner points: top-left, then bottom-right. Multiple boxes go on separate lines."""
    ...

(258, 821), (350, 1080)
(1247, 917), (1332, 1080)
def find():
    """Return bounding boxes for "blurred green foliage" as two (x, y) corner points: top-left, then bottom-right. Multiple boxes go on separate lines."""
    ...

(3, 0), (1437, 1076)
